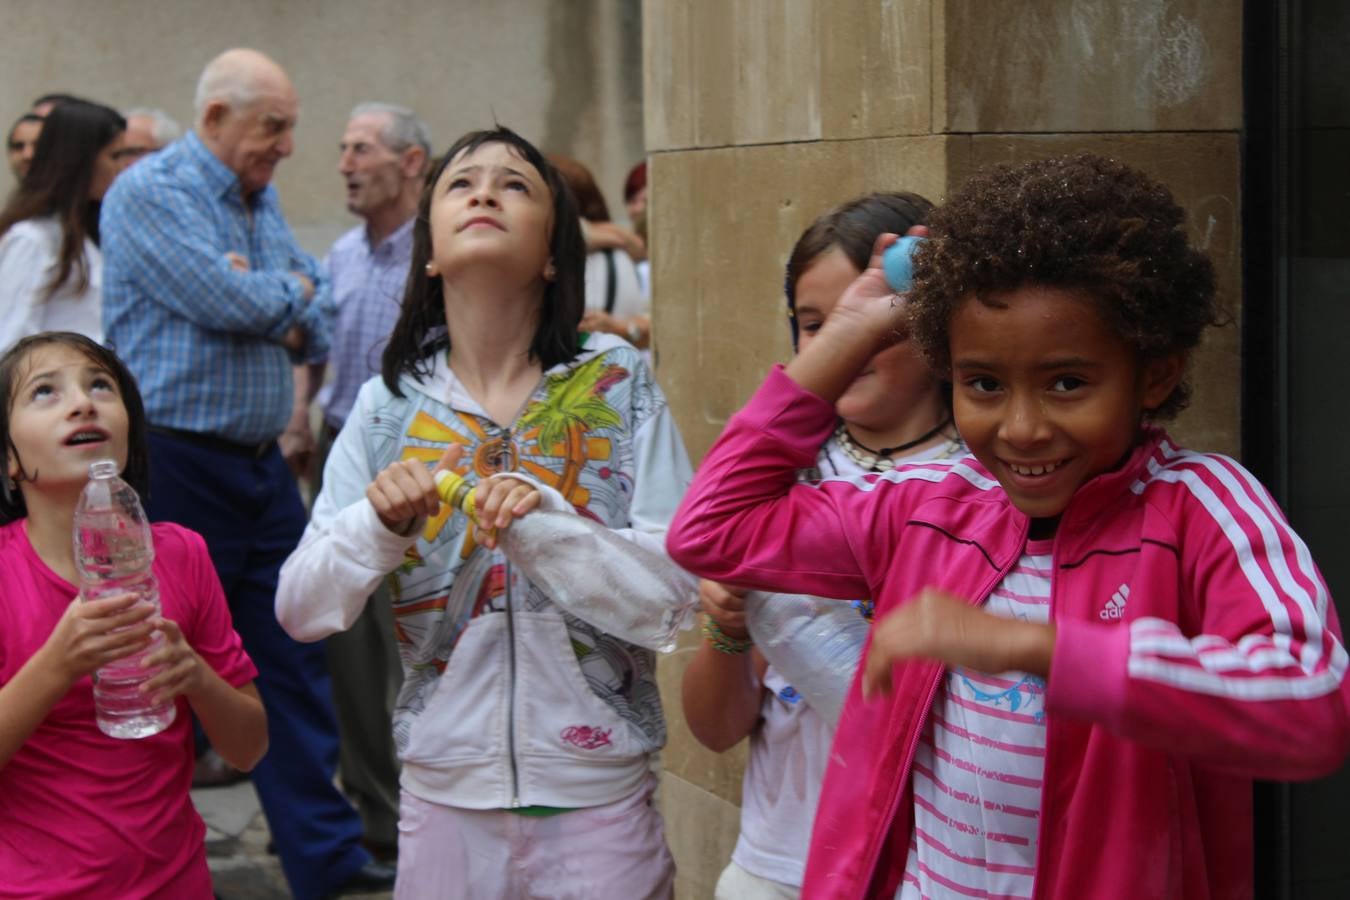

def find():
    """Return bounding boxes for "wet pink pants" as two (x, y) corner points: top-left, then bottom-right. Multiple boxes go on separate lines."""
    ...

(394, 777), (674, 899)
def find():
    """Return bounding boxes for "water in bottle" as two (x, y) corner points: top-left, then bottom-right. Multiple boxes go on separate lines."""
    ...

(73, 459), (176, 739)
(744, 591), (870, 727)
(435, 469), (696, 652)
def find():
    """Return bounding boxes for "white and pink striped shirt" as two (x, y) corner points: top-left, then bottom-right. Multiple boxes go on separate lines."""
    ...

(897, 541), (1054, 900)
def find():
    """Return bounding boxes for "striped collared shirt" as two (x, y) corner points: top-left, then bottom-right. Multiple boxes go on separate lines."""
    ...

(100, 131), (333, 444)
(320, 218), (413, 429)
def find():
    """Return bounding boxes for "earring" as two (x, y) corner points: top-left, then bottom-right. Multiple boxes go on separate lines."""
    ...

(543, 260), (557, 282)
(425, 262), (438, 276)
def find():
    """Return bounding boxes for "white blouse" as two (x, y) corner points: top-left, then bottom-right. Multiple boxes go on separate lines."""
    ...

(0, 217), (103, 353)
(583, 248), (648, 321)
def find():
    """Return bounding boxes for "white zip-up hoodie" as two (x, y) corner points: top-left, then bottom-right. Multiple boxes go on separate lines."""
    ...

(277, 335), (694, 810)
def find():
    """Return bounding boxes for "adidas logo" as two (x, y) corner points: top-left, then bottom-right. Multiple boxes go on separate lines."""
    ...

(1100, 584), (1130, 620)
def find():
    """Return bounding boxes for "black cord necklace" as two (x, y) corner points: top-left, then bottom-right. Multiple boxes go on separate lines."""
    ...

(835, 415), (953, 472)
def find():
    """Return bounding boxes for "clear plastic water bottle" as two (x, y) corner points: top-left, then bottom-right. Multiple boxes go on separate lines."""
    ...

(435, 469), (696, 652)
(73, 459), (176, 739)
(744, 591), (870, 728)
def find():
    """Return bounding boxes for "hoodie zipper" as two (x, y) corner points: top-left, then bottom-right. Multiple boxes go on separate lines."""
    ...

(484, 376), (548, 810)
(505, 557), (521, 808)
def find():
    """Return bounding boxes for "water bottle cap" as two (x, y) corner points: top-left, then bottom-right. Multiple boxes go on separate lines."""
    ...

(882, 235), (925, 293)
(88, 460), (118, 479)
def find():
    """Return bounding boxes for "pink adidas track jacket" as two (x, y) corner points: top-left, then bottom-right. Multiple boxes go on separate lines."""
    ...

(667, 367), (1350, 899)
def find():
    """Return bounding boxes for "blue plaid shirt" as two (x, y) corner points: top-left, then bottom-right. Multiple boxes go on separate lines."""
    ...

(320, 218), (412, 430)
(101, 131), (333, 444)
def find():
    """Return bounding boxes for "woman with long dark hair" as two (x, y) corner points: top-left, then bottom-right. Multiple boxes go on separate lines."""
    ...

(549, 154), (651, 351)
(0, 99), (126, 352)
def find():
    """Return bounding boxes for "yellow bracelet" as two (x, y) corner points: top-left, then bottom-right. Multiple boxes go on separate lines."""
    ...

(702, 616), (753, 654)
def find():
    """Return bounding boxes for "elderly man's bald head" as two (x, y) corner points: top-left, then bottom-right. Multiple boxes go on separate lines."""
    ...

(194, 49), (299, 195)
(194, 49), (293, 122)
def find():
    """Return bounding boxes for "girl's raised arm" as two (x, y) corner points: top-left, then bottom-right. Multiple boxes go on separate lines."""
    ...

(667, 366), (880, 600)
(783, 232), (907, 405)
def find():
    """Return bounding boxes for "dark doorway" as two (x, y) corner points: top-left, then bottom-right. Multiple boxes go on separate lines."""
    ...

(1245, 0), (1350, 897)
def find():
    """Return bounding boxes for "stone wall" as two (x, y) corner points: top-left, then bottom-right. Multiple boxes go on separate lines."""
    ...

(645, 2), (1243, 896)
(0, 0), (644, 256)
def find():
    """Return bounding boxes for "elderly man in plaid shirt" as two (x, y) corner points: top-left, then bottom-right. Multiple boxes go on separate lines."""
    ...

(100, 48), (394, 899)
(294, 101), (429, 865)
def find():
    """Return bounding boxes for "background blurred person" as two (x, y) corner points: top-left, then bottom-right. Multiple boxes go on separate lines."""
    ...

(100, 47), (390, 899)
(623, 159), (647, 225)
(6, 113), (43, 181)
(576, 157), (646, 265)
(550, 153), (651, 351)
(118, 107), (182, 167)
(0, 99), (125, 352)
(624, 160), (651, 297)
(29, 93), (85, 117)
(305, 99), (429, 862)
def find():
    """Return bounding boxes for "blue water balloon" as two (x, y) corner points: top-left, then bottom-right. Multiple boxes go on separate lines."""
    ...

(882, 235), (925, 293)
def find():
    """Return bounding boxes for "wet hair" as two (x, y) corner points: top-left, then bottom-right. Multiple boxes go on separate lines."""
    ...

(784, 191), (934, 349)
(547, 154), (610, 223)
(0, 99), (126, 299)
(381, 126), (585, 395)
(907, 153), (1220, 420)
(0, 332), (150, 524)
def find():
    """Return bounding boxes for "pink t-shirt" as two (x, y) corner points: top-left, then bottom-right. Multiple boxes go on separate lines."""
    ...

(0, 519), (257, 899)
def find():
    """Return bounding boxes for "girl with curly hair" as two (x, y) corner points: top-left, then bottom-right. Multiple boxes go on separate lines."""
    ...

(667, 154), (1349, 899)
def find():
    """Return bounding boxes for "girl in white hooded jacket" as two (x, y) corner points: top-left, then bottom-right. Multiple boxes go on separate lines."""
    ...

(276, 127), (692, 900)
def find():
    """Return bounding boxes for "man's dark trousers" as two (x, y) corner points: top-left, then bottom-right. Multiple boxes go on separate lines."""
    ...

(146, 430), (370, 900)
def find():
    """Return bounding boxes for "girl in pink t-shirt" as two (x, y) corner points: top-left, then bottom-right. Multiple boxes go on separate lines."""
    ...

(0, 332), (265, 899)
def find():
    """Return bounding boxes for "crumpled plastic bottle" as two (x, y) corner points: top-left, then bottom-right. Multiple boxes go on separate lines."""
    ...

(744, 591), (870, 727)
(435, 469), (696, 652)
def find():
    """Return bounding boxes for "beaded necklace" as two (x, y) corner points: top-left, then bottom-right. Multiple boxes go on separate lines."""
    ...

(833, 416), (953, 473)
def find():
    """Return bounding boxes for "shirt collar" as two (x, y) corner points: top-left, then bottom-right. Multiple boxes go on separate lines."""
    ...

(183, 130), (272, 206)
(366, 215), (416, 257)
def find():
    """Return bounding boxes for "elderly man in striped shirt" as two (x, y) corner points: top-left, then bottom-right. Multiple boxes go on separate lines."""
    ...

(298, 100), (429, 865)
(100, 48), (393, 899)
